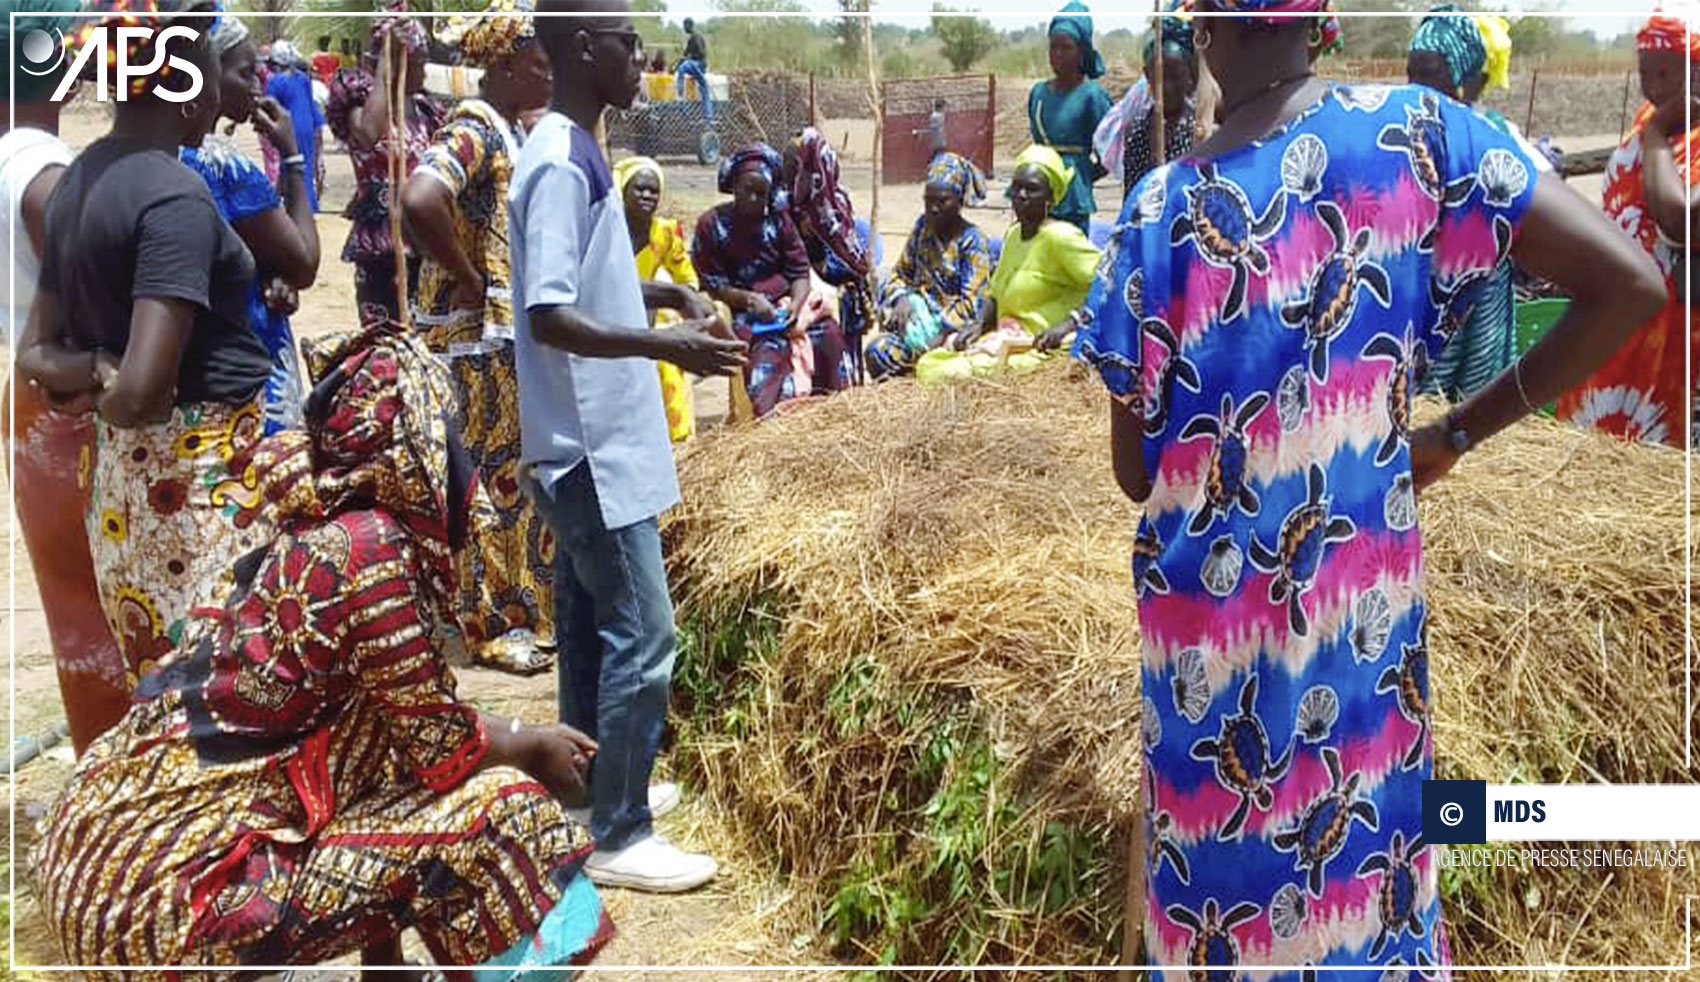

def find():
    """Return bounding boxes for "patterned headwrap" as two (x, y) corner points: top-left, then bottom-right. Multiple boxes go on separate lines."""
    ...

(373, 0), (428, 54)
(1143, 5), (1196, 65)
(1014, 143), (1074, 206)
(1048, 0), (1106, 80)
(717, 142), (784, 202)
(251, 323), (492, 620)
(1409, 4), (1487, 91)
(613, 155), (664, 195)
(1, 0), (80, 102)
(1204, 0), (1332, 21)
(925, 152), (986, 206)
(1638, 8), (1700, 54)
(75, 0), (215, 99)
(210, 12), (249, 57)
(442, 0), (536, 69)
(791, 126), (869, 278)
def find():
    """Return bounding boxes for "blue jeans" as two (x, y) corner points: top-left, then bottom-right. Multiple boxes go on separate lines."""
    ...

(674, 58), (712, 121)
(534, 464), (677, 851)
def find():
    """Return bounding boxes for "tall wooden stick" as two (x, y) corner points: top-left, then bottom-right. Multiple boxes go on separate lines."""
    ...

(1524, 62), (1541, 136)
(387, 28), (409, 332)
(862, 2), (879, 256)
(1150, 1), (1167, 168)
(1619, 66), (1634, 141)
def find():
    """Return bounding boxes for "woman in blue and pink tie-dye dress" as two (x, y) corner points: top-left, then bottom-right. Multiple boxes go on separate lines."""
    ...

(1075, 2), (1665, 977)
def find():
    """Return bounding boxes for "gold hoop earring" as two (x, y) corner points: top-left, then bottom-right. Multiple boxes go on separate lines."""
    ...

(1195, 27), (1212, 51)
(1309, 23), (1324, 46)
(179, 100), (197, 120)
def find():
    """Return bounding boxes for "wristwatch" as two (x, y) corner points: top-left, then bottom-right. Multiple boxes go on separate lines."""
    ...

(1443, 407), (1473, 456)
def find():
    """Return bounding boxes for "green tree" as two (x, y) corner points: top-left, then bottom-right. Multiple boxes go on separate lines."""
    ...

(931, 5), (997, 73)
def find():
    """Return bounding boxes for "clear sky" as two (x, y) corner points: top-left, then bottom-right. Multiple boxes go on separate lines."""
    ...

(661, 2), (1645, 40)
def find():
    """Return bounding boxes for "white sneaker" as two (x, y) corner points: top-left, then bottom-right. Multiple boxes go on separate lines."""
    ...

(566, 782), (680, 827)
(584, 833), (718, 893)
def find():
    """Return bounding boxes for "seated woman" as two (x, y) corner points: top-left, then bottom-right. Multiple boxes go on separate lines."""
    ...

(35, 325), (614, 978)
(692, 144), (847, 418)
(784, 128), (875, 376)
(617, 155), (721, 442)
(865, 152), (994, 380)
(917, 145), (1100, 384)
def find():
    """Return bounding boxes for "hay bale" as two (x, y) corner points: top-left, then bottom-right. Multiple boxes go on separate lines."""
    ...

(663, 364), (1692, 975)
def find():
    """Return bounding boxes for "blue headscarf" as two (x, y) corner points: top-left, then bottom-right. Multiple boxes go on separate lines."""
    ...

(2, 0), (81, 102)
(1048, 1), (1106, 80)
(925, 152), (986, 206)
(1408, 4), (1487, 90)
(717, 142), (785, 205)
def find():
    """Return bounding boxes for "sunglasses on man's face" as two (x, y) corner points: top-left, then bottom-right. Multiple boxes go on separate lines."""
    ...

(587, 28), (644, 59)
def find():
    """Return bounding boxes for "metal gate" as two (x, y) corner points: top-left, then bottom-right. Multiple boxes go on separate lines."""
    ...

(881, 74), (995, 185)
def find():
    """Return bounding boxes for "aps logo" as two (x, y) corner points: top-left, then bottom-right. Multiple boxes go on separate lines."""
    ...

(17, 24), (205, 103)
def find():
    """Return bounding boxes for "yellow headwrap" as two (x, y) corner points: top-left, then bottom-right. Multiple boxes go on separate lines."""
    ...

(1014, 144), (1074, 206)
(613, 155), (664, 195)
(1473, 14), (1512, 92)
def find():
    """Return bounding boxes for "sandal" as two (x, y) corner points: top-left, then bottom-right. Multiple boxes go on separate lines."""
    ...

(470, 629), (556, 677)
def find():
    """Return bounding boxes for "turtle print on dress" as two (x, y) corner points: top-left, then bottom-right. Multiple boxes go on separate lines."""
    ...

(1132, 528), (1171, 599)
(1431, 215), (1515, 341)
(1279, 200), (1392, 384)
(1377, 91), (1476, 219)
(1165, 897), (1262, 982)
(1377, 627), (1432, 771)
(1247, 463), (1357, 638)
(1143, 317), (1202, 434)
(1189, 673), (1295, 841)
(1272, 745), (1381, 898)
(1075, 85), (1540, 976)
(1149, 809), (1192, 886)
(1170, 162), (1288, 324)
(1362, 329), (1419, 467)
(1357, 830), (1428, 960)
(1179, 392), (1271, 536)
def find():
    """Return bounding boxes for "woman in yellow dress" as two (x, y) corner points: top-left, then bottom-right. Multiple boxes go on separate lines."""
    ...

(917, 145), (1100, 383)
(616, 155), (722, 440)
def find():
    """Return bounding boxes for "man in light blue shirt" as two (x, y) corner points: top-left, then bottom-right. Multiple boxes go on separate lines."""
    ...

(513, 0), (744, 894)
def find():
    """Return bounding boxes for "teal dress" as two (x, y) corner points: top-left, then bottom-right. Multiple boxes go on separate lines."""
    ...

(1028, 78), (1112, 233)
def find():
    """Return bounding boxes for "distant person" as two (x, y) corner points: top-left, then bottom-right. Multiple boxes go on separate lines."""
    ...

(310, 33), (339, 83)
(1028, 1), (1112, 234)
(649, 48), (666, 73)
(265, 39), (324, 210)
(674, 15), (711, 121)
(926, 98), (947, 159)
(1122, 10), (1198, 197)
(338, 36), (355, 67)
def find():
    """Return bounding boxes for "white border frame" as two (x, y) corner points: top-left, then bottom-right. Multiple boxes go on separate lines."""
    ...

(7, 4), (1695, 975)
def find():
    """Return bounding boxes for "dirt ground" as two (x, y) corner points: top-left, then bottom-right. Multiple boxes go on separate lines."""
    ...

(0, 104), (852, 980)
(1, 97), (1619, 977)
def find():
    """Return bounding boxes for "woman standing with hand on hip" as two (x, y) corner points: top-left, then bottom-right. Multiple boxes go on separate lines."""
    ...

(2, 0), (129, 752)
(1073, 0), (1660, 973)
(20, 0), (274, 689)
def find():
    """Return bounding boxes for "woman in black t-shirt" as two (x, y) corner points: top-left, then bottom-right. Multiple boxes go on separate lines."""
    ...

(18, 0), (274, 690)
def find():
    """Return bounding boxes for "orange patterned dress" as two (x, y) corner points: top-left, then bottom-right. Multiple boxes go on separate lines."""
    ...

(1556, 102), (1699, 448)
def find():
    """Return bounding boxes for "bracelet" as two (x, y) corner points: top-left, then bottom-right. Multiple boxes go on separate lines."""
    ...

(1512, 359), (1536, 412)
(508, 717), (522, 736)
(280, 154), (306, 170)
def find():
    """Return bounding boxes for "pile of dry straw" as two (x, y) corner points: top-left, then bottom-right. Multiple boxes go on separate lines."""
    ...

(663, 364), (1693, 975)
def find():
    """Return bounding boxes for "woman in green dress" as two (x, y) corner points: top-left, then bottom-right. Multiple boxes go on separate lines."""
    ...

(1027, 0), (1112, 235)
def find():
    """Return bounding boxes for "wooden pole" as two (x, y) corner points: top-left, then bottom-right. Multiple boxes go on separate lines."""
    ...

(809, 72), (818, 129)
(1150, 2), (1167, 168)
(860, 2), (879, 387)
(1619, 66), (1634, 141)
(387, 28), (409, 333)
(986, 71), (996, 177)
(1523, 62), (1540, 136)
